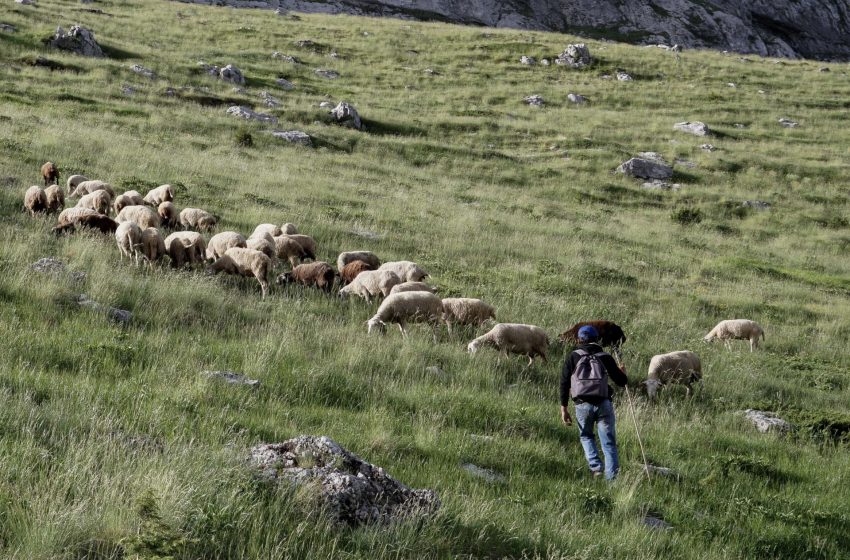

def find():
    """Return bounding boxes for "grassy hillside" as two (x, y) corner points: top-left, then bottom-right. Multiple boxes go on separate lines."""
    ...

(1, 1), (849, 558)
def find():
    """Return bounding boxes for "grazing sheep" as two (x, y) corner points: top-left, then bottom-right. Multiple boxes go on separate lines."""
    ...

(704, 319), (765, 352)
(252, 223), (282, 238)
(179, 207), (217, 231)
(75, 190), (112, 215)
(339, 260), (374, 285)
(52, 212), (118, 236)
(41, 162), (59, 187)
(389, 281), (436, 295)
(278, 234), (317, 260)
(277, 261), (335, 292)
(206, 231), (247, 261)
(113, 190), (144, 214)
(115, 221), (143, 264)
(339, 269), (402, 302)
(140, 227), (166, 268)
(44, 184), (65, 213)
(66, 174), (88, 194)
(164, 231), (206, 268)
(24, 185), (47, 216)
(206, 247), (272, 299)
(366, 291), (444, 339)
(273, 235), (308, 268)
(143, 184), (174, 206)
(281, 223), (298, 234)
(247, 236), (276, 260)
(337, 251), (381, 271)
(559, 320), (627, 350)
(441, 298), (496, 333)
(56, 206), (98, 226)
(468, 323), (549, 367)
(157, 201), (177, 228)
(70, 180), (115, 199)
(379, 261), (428, 282)
(644, 350), (702, 399)
(116, 205), (161, 229)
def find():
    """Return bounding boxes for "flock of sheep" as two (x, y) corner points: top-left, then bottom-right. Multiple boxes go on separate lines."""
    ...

(23, 161), (767, 396)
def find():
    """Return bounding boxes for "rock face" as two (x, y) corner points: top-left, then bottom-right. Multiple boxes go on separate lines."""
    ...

(169, 0), (850, 61)
(49, 25), (104, 57)
(250, 435), (440, 525)
(555, 43), (591, 67)
(617, 155), (673, 180)
(331, 101), (362, 129)
(745, 409), (793, 433)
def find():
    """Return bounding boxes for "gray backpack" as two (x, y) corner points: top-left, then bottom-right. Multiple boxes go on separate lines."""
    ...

(570, 349), (609, 399)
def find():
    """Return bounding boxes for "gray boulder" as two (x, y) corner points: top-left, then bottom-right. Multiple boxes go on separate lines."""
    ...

(49, 25), (104, 57)
(130, 64), (156, 79)
(700, 143), (716, 151)
(0, 23), (16, 33)
(617, 156), (673, 180)
(314, 68), (340, 79)
(31, 257), (66, 274)
(219, 64), (245, 85)
(330, 101), (362, 130)
(616, 70), (633, 81)
(555, 43), (591, 68)
(271, 130), (312, 146)
(644, 515), (673, 530)
(275, 78), (295, 90)
(523, 95), (544, 106)
(742, 200), (771, 210)
(76, 294), (132, 325)
(567, 93), (588, 104)
(778, 117), (798, 128)
(250, 435), (440, 526)
(642, 179), (681, 191)
(520, 55), (536, 65)
(226, 105), (278, 124)
(259, 91), (281, 107)
(744, 409), (793, 433)
(674, 121), (710, 136)
(272, 52), (301, 64)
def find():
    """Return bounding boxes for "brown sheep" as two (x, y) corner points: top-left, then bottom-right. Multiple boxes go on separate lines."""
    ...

(52, 213), (118, 236)
(340, 260), (374, 285)
(163, 231), (206, 268)
(44, 185), (65, 213)
(157, 201), (177, 228)
(24, 186), (47, 216)
(273, 235), (308, 268)
(277, 261), (336, 292)
(75, 190), (112, 215)
(41, 162), (59, 187)
(558, 320), (627, 352)
(278, 234), (316, 260)
(207, 247), (272, 299)
(246, 237), (276, 260)
(140, 227), (167, 269)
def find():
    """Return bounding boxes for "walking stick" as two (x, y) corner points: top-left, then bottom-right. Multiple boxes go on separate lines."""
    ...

(624, 384), (651, 481)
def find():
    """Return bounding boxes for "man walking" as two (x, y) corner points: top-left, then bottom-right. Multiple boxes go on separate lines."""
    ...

(560, 325), (628, 480)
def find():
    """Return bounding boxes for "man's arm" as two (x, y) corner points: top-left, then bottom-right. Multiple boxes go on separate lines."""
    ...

(560, 354), (575, 425)
(602, 354), (628, 387)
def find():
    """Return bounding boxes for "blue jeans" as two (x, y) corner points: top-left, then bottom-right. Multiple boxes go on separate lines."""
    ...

(574, 400), (619, 480)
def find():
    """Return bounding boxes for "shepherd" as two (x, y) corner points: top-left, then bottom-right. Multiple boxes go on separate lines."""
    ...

(560, 325), (628, 480)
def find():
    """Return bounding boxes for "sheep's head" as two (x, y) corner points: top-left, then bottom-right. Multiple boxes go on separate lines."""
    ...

(199, 216), (217, 231)
(467, 339), (481, 354)
(643, 379), (663, 399)
(702, 334), (714, 343)
(367, 318), (386, 335)
(338, 285), (350, 299)
(277, 272), (293, 286)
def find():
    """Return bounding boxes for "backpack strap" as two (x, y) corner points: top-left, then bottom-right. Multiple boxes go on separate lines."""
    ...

(574, 349), (589, 357)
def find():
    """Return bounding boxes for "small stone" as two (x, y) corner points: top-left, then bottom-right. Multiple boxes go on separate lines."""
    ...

(778, 117), (798, 128)
(733, 123), (747, 129)
(130, 64), (156, 79)
(616, 70), (633, 81)
(272, 52), (301, 64)
(617, 156), (673, 180)
(330, 101), (361, 130)
(567, 93), (588, 104)
(275, 78), (294, 90)
(674, 158), (697, 169)
(318, 101), (334, 109)
(219, 64), (245, 85)
(462, 463), (505, 483)
(349, 227), (383, 240)
(76, 294), (132, 325)
(0, 23), (17, 33)
(314, 68), (339, 79)
(203, 370), (260, 387)
(600, 73), (612, 79)
(270, 130), (312, 147)
(642, 180), (681, 191)
(259, 91), (281, 107)
(469, 434), (494, 443)
(741, 200), (771, 210)
(673, 121), (710, 136)
(120, 84), (137, 96)
(232, 87), (246, 94)
(758, 89), (766, 94)
(523, 95), (544, 107)
(31, 257), (66, 273)
(163, 87), (177, 97)
(643, 515), (673, 530)
(744, 409), (793, 433)
(520, 55), (536, 65)
(540, 58), (550, 66)
(700, 143), (716, 151)
(15, 0), (34, 5)
(819, 67), (830, 72)
(423, 68), (438, 75)
(727, 82), (736, 88)
(425, 365), (445, 376)
(328, 51), (340, 58)
(555, 43), (591, 68)
(226, 105), (278, 124)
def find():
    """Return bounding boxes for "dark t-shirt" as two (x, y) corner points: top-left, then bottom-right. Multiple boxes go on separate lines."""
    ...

(560, 343), (628, 406)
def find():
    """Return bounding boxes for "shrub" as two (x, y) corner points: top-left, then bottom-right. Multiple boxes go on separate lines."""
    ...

(672, 207), (702, 225)
(234, 127), (253, 147)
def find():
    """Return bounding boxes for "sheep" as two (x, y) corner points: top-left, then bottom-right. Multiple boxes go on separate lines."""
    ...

(389, 281), (436, 295)
(70, 180), (115, 199)
(66, 174), (88, 194)
(644, 350), (702, 399)
(378, 261), (428, 282)
(277, 261), (335, 292)
(247, 236), (276, 260)
(140, 227), (166, 268)
(206, 231), (247, 261)
(366, 291), (444, 339)
(52, 212), (118, 236)
(115, 221), (143, 264)
(56, 206), (98, 227)
(339, 269), (402, 303)
(206, 247), (272, 299)
(468, 323), (549, 367)
(278, 234), (317, 260)
(164, 231), (206, 268)
(157, 201), (177, 228)
(339, 260), (374, 285)
(143, 184), (174, 206)
(24, 185), (47, 216)
(704, 319), (765, 352)
(337, 251), (381, 272)
(44, 184), (65, 213)
(116, 205), (161, 229)
(75, 190), (112, 215)
(41, 162), (59, 186)
(281, 223), (298, 235)
(273, 235), (308, 268)
(113, 190), (144, 214)
(179, 207), (217, 232)
(558, 320), (627, 352)
(252, 223), (282, 238)
(441, 298), (496, 334)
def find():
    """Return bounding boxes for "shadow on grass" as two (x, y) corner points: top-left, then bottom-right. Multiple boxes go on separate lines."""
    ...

(362, 118), (426, 137)
(100, 43), (140, 60)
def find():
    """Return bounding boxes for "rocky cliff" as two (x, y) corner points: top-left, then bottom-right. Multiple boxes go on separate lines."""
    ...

(174, 0), (850, 61)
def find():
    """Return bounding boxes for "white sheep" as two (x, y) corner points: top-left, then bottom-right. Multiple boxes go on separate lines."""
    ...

(179, 207), (217, 231)
(70, 180), (115, 199)
(468, 323), (549, 367)
(339, 269), (402, 302)
(644, 350), (702, 399)
(704, 319), (765, 352)
(273, 235), (308, 268)
(278, 234), (317, 260)
(116, 205), (161, 229)
(337, 250), (381, 271)
(113, 190), (144, 214)
(75, 189), (112, 215)
(247, 236), (276, 260)
(366, 291), (444, 339)
(24, 185), (47, 216)
(252, 223), (282, 238)
(56, 206), (99, 226)
(115, 221), (143, 265)
(441, 298), (496, 333)
(140, 227), (166, 269)
(389, 281), (435, 295)
(143, 184), (174, 206)
(164, 231), (206, 268)
(66, 174), (88, 194)
(44, 185), (65, 213)
(379, 261), (428, 282)
(206, 247), (272, 299)
(206, 231), (247, 261)
(157, 201), (177, 228)
(281, 222), (298, 234)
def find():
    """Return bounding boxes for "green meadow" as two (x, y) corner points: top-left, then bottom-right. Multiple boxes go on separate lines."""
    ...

(0, 1), (849, 558)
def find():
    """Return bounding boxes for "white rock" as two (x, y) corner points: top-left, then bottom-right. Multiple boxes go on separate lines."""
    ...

(778, 117), (798, 128)
(219, 64), (245, 85)
(616, 70), (633, 81)
(523, 95), (544, 107)
(130, 64), (156, 79)
(330, 101), (361, 129)
(314, 68), (339, 79)
(744, 409), (793, 433)
(270, 130), (312, 146)
(673, 121), (710, 136)
(226, 105), (278, 124)
(567, 93), (588, 104)
(520, 55), (536, 65)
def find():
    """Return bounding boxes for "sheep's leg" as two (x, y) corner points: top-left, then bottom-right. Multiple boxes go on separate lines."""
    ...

(259, 278), (268, 299)
(527, 354), (534, 367)
(398, 322), (408, 338)
(724, 339), (732, 351)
